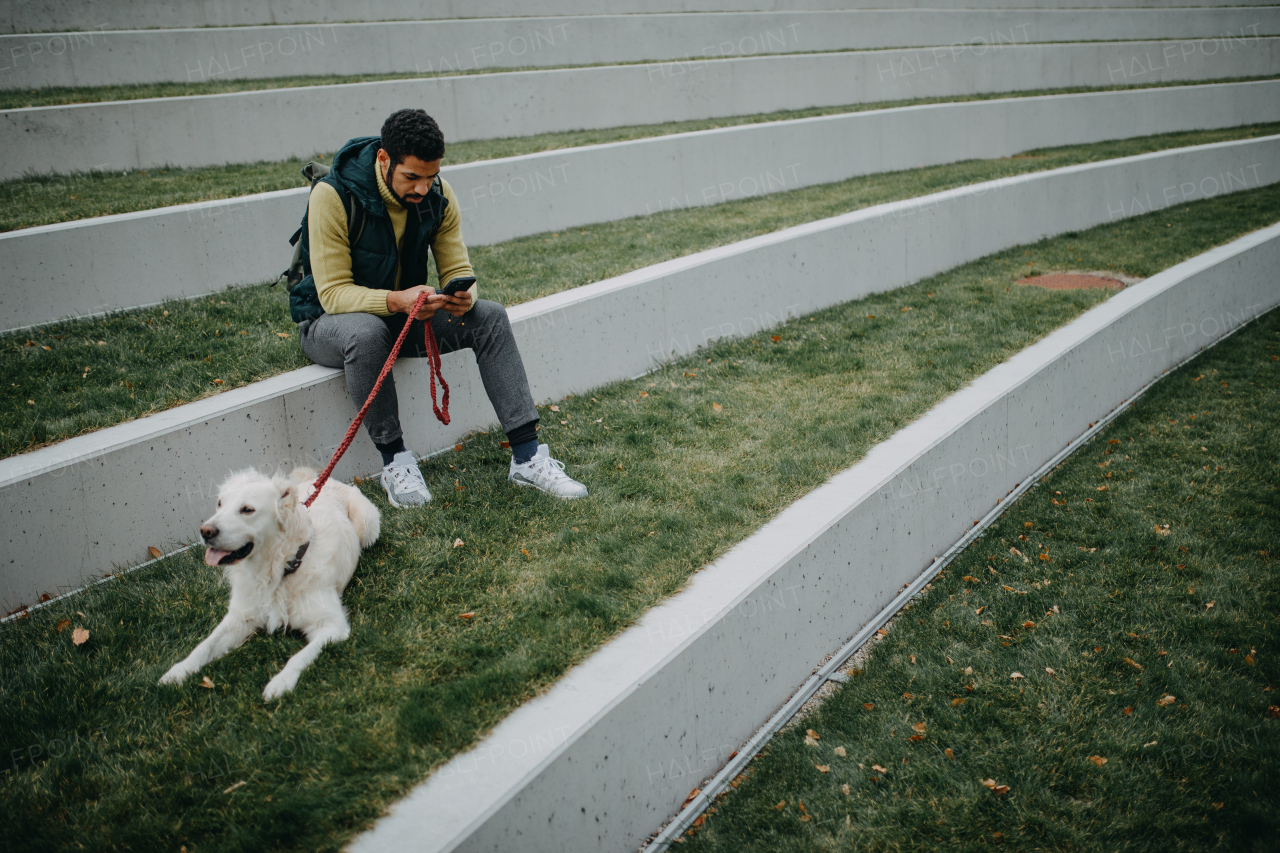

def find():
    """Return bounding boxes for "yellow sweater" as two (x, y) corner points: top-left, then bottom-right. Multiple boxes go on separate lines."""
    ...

(307, 163), (476, 316)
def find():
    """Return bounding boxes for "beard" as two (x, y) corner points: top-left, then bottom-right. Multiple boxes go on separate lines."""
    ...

(385, 163), (426, 207)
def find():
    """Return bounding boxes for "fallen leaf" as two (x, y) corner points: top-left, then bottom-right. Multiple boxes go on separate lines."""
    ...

(875, 628), (889, 638)
(55, 619), (70, 633)
(912, 722), (927, 734)
(815, 764), (830, 773)
(773, 800), (786, 810)
(549, 405), (560, 412)
(981, 620), (994, 627)
(147, 546), (162, 559)
(1011, 672), (1024, 680)
(1089, 755), (1108, 766)
(975, 605), (987, 616)
(213, 378), (224, 385)
(902, 692), (914, 700)
(276, 332), (291, 338)
(994, 784), (1010, 795)
(199, 676), (215, 689)
(1205, 601), (1215, 610)
(872, 764), (888, 774)
(459, 612), (474, 619)
(1155, 524), (1171, 536)
(909, 735), (924, 742)
(1097, 486), (1106, 491)
(1023, 621), (1035, 629)
(804, 735), (820, 747)
(1245, 655), (1256, 666)
(1045, 667), (1056, 677)
(806, 729), (820, 741)
(453, 538), (465, 548)
(841, 783), (851, 794)
(1123, 657), (1143, 671)
(951, 697), (966, 707)
(711, 402), (723, 413)
(1123, 706), (1133, 716)
(1002, 585), (1016, 592)
(1157, 694), (1176, 706)
(770, 335), (781, 343)
(963, 575), (981, 583)
(1267, 706), (1280, 718)
(833, 746), (847, 757)
(797, 800), (810, 821)
(454, 444), (463, 452)
(862, 703), (875, 711)
(71, 627), (89, 646)
(223, 780), (246, 794)
(910, 654), (917, 664)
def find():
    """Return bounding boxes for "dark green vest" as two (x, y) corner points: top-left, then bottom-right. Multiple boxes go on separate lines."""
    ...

(290, 136), (448, 323)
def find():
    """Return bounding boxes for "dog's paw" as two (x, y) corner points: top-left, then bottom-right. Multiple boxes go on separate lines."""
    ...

(159, 664), (191, 685)
(262, 672), (298, 701)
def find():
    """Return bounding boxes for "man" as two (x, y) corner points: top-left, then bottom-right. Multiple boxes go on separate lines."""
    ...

(290, 108), (587, 507)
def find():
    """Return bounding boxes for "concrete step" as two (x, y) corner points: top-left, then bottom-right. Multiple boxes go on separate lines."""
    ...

(4, 36), (1277, 180)
(5, 79), (1277, 333)
(3, 0), (1275, 35)
(351, 218), (1280, 853)
(2, 9), (1274, 89)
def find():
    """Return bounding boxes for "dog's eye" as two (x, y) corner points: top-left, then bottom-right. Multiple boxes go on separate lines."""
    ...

(240, 506), (255, 514)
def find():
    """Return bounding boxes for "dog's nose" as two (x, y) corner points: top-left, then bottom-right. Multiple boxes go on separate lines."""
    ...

(200, 525), (218, 542)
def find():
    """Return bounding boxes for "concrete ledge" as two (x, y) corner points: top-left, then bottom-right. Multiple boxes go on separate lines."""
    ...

(2, 0), (1273, 34)
(350, 218), (1280, 853)
(3, 37), (1278, 180)
(3, 9), (1276, 88)
(2, 134), (1275, 613)
(5, 79), (1279, 333)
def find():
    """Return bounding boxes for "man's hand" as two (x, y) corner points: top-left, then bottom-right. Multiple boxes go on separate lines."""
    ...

(387, 285), (445, 320)
(439, 289), (473, 318)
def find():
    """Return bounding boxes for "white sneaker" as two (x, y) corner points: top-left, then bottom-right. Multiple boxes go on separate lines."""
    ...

(508, 444), (588, 499)
(381, 449), (432, 507)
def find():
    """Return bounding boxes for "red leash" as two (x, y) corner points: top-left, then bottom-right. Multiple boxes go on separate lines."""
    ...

(306, 291), (449, 507)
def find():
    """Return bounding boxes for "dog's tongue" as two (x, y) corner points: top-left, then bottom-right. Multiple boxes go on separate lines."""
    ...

(204, 547), (230, 566)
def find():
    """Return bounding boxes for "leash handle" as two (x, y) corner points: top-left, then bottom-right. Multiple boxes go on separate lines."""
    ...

(305, 291), (450, 508)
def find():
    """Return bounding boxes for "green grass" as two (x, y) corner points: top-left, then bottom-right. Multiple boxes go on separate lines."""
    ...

(681, 309), (1280, 853)
(3, 77), (1276, 232)
(0, 186), (1276, 853)
(4, 124), (1279, 461)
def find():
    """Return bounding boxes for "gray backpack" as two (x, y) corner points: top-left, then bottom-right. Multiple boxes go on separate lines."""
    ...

(276, 161), (368, 292)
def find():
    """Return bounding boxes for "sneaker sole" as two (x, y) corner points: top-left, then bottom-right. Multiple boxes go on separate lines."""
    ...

(508, 474), (587, 499)
(382, 480), (431, 508)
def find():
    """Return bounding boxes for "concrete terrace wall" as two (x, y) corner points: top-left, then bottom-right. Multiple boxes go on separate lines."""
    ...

(4, 36), (1278, 180)
(352, 222), (1280, 853)
(3, 0), (1276, 34)
(4, 80), (1280, 333)
(1, 134), (1275, 611)
(3, 9), (1277, 88)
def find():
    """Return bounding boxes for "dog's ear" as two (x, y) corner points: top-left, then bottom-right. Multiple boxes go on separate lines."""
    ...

(273, 473), (299, 523)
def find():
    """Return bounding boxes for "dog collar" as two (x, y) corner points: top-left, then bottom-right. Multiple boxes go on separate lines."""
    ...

(282, 541), (310, 577)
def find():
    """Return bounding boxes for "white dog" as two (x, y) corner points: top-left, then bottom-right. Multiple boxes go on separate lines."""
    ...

(159, 467), (380, 700)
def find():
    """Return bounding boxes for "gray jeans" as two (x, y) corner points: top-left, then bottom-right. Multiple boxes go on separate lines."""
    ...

(299, 299), (538, 447)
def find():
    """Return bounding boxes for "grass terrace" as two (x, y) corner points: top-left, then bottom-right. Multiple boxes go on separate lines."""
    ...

(680, 306), (1280, 853)
(3, 125), (1280, 460)
(1, 78), (1275, 232)
(0, 189), (1276, 853)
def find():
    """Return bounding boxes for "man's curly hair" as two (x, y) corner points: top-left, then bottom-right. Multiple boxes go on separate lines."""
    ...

(380, 109), (445, 166)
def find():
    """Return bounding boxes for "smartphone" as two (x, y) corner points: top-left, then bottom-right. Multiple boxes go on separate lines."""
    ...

(439, 276), (476, 298)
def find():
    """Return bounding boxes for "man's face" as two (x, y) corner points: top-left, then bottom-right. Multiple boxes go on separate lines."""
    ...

(376, 149), (441, 206)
